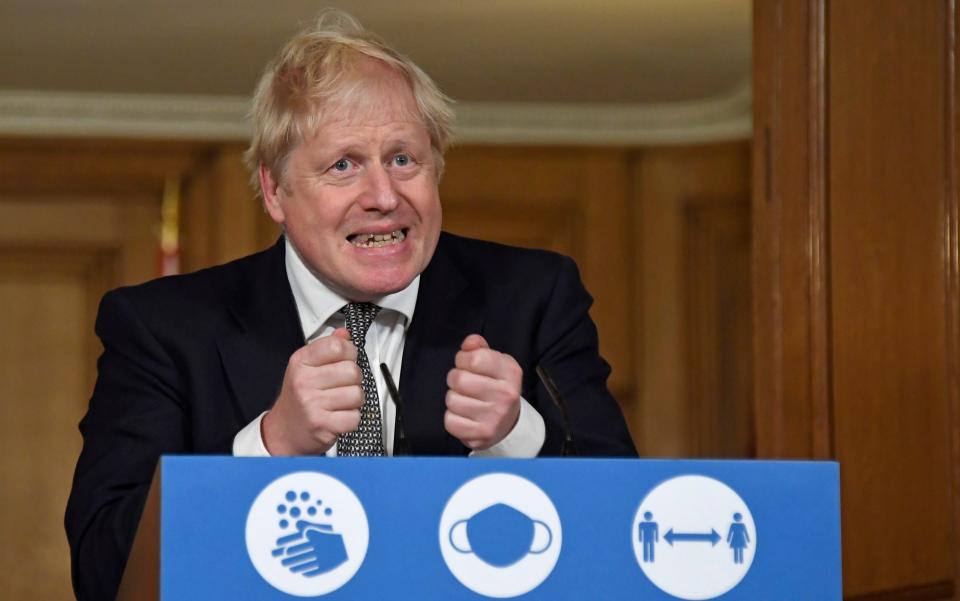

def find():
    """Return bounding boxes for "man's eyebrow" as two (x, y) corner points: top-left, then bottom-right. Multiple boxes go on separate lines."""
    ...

(383, 139), (415, 154)
(312, 139), (364, 159)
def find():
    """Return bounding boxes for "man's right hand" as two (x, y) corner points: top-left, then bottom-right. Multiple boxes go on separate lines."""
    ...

(261, 328), (364, 455)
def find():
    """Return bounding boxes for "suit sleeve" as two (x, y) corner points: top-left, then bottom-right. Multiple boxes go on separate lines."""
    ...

(64, 289), (188, 601)
(534, 256), (638, 456)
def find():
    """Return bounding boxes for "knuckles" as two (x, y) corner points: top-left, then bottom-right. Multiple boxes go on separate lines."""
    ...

(342, 408), (361, 432)
(322, 336), (348, 357)
(275, 340), (365, 453)
(443, 410), (458, 433)
(287, 349), (305, 371)
(474, 421), (495, 443)
(345, 386), (364, 408)
(444, 389), (460, 412)
(505, 360), (522, 383)
(325, 360), (361, 387)
(299, 335), (357, 366)
(288, 369), (311, 396)
(457, 349), (487, 373)
(451, 349), (523, 391)
(345, 362), (362, 384)
(446, 369), (463, 391)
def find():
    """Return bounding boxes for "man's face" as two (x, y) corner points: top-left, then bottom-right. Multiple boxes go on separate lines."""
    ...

(261, 60), (442, 301)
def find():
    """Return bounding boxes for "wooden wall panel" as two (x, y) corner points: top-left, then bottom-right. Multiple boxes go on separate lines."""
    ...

(635, 144), (751, 457)
(752, 0), (826, 460)
(0, 254), (116, 600)
(180, 155), (216, 272)
(754, 0), (960, 598)
(0, 175), (169, 599)
(0, 265), (89, 600)
(0, 138), (204, 196)
(439, 149), (582, 261)
(829, 1), (953, 594)
(684, 201), (753, 458)
(181, 144), (267, 272)
(208, 146), (261, 264)
(0, 139), (215, 600)
(581, 151), (635, 406)
(948, 1), (960, 596)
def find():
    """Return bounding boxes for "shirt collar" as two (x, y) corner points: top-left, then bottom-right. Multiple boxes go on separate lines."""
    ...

(284, 237), (420, 340)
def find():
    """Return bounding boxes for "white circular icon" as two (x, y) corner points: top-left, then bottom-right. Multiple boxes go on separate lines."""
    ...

(439, 473), (562, 598)
(246, 472), (369, 597)
(632, 475), (756, 600)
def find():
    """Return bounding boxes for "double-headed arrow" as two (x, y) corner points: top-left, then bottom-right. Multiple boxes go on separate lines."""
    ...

(664, 528), (721, 546)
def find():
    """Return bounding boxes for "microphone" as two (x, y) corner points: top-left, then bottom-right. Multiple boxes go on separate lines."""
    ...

(379, 363), (409, 456)
(535, 365), (579, 457)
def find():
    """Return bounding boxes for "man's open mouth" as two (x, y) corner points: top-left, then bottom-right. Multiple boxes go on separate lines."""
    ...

(347, 229), (407, 248)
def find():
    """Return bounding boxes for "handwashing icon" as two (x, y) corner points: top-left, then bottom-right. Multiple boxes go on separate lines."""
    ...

(272, 519), (349, 576)
(245, 472), (369, 597)
(448, 503), (553, 567)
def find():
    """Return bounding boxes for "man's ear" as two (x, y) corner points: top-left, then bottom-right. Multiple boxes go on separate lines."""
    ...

(260, 163), (285, 225)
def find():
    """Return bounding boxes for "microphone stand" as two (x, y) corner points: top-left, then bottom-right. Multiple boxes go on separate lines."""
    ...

(379, 363), (409, 456)
(535, 365), (580, 457)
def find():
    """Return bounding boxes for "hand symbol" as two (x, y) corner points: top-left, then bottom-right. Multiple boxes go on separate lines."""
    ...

(271, 519), (349, 577)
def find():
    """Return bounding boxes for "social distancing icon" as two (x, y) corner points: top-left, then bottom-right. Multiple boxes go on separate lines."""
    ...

(632, 475), (756, 600)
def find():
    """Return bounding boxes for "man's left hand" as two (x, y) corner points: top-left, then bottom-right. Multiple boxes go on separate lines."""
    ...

(444, 334), (522, 450)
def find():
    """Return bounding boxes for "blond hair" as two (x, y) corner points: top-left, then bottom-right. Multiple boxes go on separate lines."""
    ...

(244, 10), (455, 195)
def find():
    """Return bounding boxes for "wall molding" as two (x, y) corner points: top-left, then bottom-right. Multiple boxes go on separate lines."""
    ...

(0, 91), (252, 141)
(0, 84), (751, 146)
(455, 84), (751, 145)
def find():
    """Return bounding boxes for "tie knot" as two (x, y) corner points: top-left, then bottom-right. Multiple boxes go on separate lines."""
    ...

(341, 302), (381, 346)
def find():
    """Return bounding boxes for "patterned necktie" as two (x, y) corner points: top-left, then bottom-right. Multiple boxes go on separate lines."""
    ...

(337, 302), (385, 456)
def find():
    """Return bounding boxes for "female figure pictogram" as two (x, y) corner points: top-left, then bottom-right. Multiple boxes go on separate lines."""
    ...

(726, 512), (750, 564)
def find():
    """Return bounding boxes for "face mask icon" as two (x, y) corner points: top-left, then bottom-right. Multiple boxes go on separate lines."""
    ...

(448, 503), (553, 567)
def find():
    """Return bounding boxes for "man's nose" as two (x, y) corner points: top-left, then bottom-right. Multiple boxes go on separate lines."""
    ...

(359, 164), (400, 212)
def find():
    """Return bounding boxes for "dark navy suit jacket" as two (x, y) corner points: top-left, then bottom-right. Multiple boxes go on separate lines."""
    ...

(64, 232), (637, 600)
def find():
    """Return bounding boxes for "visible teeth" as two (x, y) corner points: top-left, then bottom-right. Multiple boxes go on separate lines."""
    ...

(350, 230), (406, 248)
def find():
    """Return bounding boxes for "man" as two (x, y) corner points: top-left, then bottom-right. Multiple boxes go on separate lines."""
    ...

(65, 10), (636, 600)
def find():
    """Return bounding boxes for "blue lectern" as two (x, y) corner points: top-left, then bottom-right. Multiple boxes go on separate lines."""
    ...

(117, 457), (841, 600)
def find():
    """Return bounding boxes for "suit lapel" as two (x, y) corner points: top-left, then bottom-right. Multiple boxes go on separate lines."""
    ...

(400, 236), (483, 455)
(217, 240), (305, 425)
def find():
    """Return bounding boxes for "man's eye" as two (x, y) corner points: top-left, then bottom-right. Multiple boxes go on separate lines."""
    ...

(332, 159), (350, 172)
(393, 154), (411, 167)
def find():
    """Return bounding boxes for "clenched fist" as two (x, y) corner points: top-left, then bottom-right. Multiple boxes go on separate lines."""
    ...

(444, 334), (522, 450)
(262, 328), (364, 455)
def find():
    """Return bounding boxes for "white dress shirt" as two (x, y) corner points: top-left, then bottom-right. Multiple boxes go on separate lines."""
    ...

(233, 238), (545, 457)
